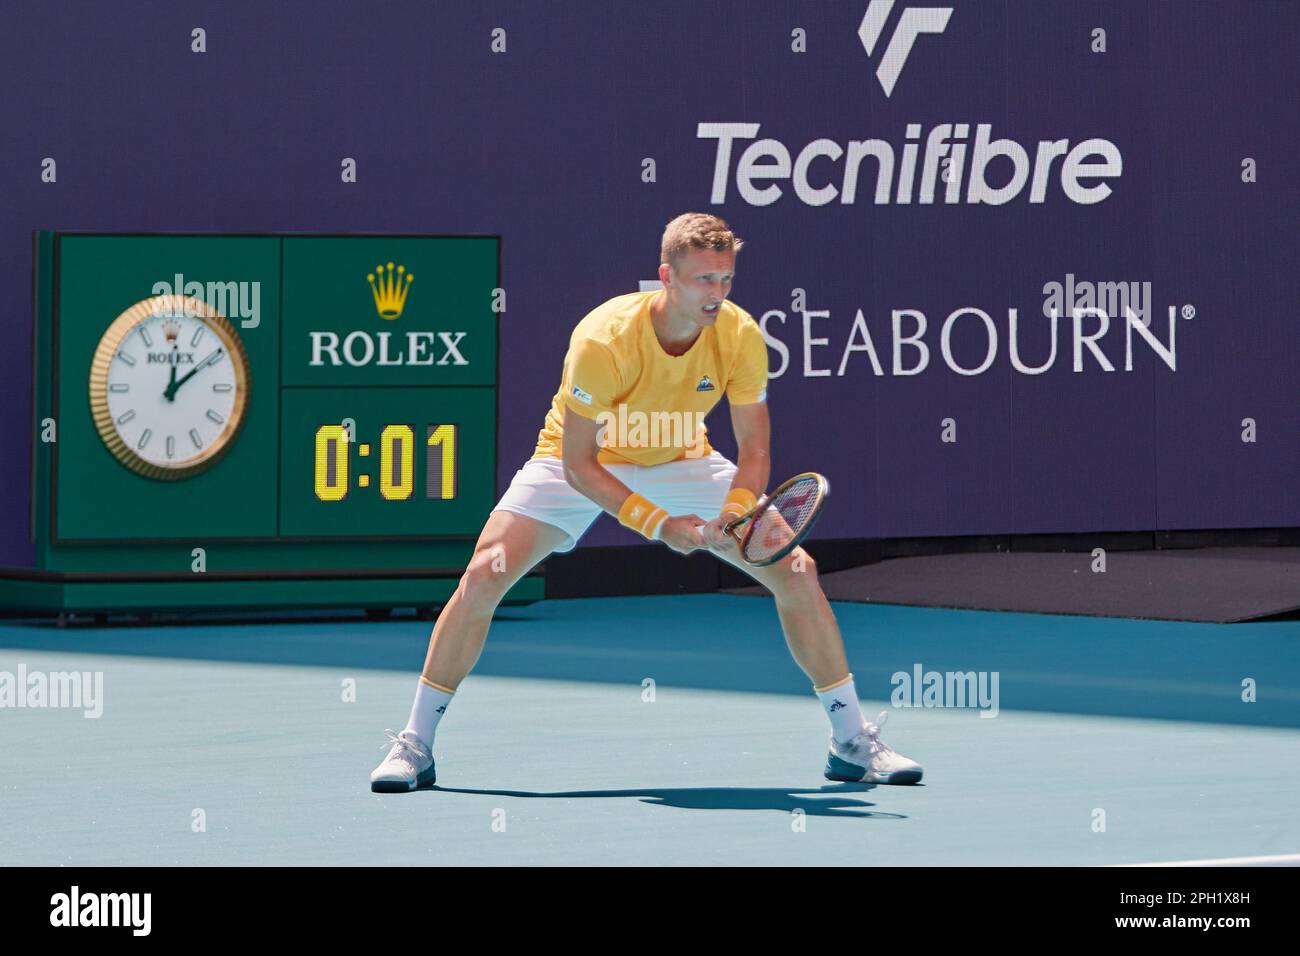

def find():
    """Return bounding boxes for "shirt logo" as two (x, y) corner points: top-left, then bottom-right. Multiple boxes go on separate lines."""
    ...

(571, 384), (593, 405)
(695, 375), (716, 392)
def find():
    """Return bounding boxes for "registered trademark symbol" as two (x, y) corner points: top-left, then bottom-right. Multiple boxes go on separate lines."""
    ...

(1181, 304), (1196, 320)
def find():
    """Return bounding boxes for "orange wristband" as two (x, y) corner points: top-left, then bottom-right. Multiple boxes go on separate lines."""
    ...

(618, 492), (669, 541)
(721, 487), (758, 521)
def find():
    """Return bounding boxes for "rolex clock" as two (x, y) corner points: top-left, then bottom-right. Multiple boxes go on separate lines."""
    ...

(88, 294), (251, 480)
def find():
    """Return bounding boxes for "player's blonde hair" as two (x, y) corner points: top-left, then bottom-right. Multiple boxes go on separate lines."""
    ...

(660, 213), (744, 272)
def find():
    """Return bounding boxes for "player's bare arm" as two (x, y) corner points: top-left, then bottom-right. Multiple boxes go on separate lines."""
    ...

(703, 399), (770, 554)
(561, 405), (706, 555)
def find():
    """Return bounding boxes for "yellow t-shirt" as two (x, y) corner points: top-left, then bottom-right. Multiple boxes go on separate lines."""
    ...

(533, 290), (769, 466)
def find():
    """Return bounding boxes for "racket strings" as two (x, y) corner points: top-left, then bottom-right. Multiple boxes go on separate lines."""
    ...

(746, 478), (823, 563)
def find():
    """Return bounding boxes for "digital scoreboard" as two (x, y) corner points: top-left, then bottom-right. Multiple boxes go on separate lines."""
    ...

(15, 233), (543, 621)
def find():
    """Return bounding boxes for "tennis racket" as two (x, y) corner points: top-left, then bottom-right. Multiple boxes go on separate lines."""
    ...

(723, 472), (830, 567)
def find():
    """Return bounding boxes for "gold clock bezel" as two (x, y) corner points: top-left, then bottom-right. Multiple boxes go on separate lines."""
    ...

(88, 294), (252, 481)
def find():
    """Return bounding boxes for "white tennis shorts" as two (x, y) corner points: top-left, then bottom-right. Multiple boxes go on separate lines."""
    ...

(492, 452), (738, 553)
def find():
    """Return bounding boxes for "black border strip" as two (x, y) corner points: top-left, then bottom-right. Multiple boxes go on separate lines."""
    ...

(1, 567), (546, 584)
(49, 233), (61, 544)
(37, 534), (482, 546)
(29, 231), (41, 545)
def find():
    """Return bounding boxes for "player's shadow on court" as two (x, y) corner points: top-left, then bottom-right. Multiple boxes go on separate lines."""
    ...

(426, 783), (909, 818)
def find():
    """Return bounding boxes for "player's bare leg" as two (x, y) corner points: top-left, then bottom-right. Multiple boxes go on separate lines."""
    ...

(421, 509), (569, 689)
(716, 545), (847, 688)
(371, 510), (567, 792)
(713, 543), (923, 783)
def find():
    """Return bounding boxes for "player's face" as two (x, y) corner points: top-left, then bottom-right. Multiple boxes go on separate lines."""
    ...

(663, 248), (735, 327)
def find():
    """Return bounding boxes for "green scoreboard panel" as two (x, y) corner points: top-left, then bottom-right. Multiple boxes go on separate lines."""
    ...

(13, 233), (543, 620)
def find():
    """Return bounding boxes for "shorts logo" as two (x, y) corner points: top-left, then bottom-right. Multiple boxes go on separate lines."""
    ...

(695, 375), (716, 392)
(571, 384), (593, 405)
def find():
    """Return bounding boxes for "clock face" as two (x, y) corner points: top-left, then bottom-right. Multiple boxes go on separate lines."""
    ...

(89, 295), (251, 480)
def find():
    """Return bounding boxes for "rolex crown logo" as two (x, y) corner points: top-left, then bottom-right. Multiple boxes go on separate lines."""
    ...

(367, 261), (414, 320)
(161, 319), (182, 343)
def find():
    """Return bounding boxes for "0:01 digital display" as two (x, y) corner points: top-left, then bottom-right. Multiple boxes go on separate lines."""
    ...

(313, 423), (458, 502)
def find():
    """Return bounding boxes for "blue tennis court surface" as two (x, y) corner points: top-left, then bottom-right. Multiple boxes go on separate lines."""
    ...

(2, 596), (1297, 865)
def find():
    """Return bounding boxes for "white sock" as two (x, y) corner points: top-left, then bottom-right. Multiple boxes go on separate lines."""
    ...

(403, 678), (454, 747)
(816, 675), (868, 744)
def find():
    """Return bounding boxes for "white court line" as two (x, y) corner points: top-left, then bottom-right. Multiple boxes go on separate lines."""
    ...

(1117, 853), (1300, 867)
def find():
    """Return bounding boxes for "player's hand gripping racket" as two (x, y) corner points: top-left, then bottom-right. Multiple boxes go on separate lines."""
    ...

(723, 472), (830, 567)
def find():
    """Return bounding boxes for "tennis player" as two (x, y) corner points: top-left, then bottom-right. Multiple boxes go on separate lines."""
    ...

(371, 213), (922, 791)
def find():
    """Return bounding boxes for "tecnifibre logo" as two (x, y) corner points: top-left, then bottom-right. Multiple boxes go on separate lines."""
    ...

(859, 0), (953, 97)
(698, 3), (1123, 208)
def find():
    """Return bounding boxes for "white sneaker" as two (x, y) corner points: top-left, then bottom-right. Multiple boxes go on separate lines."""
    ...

(824, 711), (923, 784)
(370, 729), (436, 793)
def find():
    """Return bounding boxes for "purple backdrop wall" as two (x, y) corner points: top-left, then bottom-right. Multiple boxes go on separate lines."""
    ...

(1, 0), (1296, 566)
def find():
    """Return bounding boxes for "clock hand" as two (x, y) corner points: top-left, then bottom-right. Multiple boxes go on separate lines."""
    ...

(165, 346), (178, 402)
(165, 347), (223, 400)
